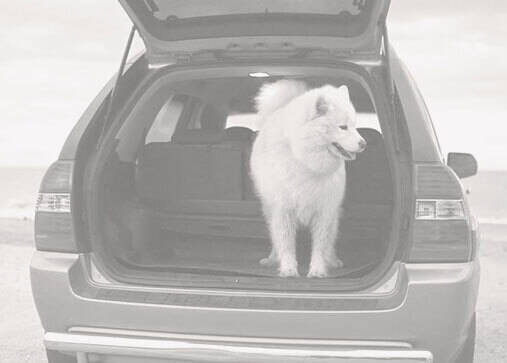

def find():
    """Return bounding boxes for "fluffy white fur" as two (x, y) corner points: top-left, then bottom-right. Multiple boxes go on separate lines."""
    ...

(250, 80), (366, 278)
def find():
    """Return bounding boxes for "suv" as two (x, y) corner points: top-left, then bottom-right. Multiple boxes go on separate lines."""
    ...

(31, 1), (480, 362)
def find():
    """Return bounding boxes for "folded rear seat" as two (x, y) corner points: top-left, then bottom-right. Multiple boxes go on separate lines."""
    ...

(135, 127), (390, 219)
(133, 127), (392, 242)
(135, 127), (261, 216)
(222, 127), (258, 201)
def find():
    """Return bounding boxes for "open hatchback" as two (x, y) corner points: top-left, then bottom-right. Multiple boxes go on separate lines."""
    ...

(83, 0), (405, 291)
(119, 0), (391, 66)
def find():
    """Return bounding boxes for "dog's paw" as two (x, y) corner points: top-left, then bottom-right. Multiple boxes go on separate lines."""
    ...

(307, 263), (329, 278)
(260, 256), (278, 267)
(326, 255), (344, 269)
(279, 267), (300, 278)
(279, 260), (299, 277)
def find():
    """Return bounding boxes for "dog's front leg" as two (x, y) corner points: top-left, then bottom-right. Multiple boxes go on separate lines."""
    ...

(308, 212), (342, 278)
(270, 208), (299, 277)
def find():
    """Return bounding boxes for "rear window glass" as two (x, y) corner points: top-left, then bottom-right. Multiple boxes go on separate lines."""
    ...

(122, 0), (381, 42)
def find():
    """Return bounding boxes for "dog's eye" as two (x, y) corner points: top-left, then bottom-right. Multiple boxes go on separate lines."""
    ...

(339, 125), (348, 130)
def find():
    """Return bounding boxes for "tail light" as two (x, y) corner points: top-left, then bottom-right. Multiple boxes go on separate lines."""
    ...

(408, 164), (476, 263)
(34, 161), (79, 252)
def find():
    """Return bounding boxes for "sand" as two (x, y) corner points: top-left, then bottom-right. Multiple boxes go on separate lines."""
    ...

(0, 218), (505, 362)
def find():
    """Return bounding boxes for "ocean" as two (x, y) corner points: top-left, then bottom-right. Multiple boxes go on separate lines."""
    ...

(0, 167), (505, 225)
(462, 171), (507, 225)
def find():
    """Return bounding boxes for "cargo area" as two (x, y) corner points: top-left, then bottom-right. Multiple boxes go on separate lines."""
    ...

(88, 69), (398, 290)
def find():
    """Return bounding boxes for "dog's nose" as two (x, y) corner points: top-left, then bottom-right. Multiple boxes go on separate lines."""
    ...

(358, 139), (367, 152)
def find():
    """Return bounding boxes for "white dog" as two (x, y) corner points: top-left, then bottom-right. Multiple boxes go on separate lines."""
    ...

(250, 80), (366, 278)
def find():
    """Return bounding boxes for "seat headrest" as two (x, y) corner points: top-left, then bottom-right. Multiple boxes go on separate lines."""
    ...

(201, 104), (226, 131)
(171, 129), (224, 144)
(357, 128), (383, 147)
(224, 127), (255, 142)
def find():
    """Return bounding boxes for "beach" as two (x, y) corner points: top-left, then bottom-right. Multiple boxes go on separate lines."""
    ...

(0, 168), (506, 361)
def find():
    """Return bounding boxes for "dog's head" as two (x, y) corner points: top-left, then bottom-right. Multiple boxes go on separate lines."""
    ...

(289, 85), (366, 173)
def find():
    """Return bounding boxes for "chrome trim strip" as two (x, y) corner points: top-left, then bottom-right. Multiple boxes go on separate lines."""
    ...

(68, 326), (413, 349)
(45, 332), (433, 362)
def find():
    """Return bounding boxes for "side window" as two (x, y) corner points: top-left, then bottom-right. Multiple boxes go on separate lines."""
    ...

(185, 101), (226, 131)
(186, 102), (205, 130)
(224, 113), (380, 132)
(226, 113), (258, 130)
(145, 95), (186, 144)
(356, 112), (381, 132)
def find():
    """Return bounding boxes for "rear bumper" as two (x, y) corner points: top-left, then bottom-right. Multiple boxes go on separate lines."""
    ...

(45, 331), (433, 363)
(31, 251), (479, 363)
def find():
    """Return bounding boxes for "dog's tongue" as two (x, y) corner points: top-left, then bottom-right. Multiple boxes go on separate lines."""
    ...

(347, 153), (356, 161)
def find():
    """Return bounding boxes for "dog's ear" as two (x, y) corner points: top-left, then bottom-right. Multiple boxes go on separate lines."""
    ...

(337, 85), (350, 100)
(316, 96), (329, 116)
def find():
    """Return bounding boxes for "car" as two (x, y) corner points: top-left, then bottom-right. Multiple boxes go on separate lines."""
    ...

(31, 1), (480, 362)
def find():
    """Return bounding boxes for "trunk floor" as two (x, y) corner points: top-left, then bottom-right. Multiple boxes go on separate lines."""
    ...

(122, 231), (385, 278)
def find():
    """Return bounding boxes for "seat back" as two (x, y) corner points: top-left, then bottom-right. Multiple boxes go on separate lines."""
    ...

(136, 127), (391, 214)
(223, 127), (258, 200)
(135, 126), (257, 212)
(344, 128), (393, 205)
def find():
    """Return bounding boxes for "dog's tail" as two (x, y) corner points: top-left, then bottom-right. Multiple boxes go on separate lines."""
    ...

(255, 80), (307, 126)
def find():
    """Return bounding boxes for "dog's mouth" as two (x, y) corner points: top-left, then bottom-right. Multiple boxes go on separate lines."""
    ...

(330, 142), (356, 160)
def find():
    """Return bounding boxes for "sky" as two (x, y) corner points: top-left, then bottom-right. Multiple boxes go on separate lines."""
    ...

(1, 0), (506, 169)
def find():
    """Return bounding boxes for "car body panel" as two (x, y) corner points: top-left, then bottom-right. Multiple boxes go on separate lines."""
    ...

(31, 250), (479, 363)
(390, 49), (443, 163)
(119, 0), (390, 66)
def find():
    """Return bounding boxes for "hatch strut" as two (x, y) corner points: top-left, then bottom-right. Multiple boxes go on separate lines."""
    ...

(379, 0), (395, 100)
(382, 22), (395, 100)
(381, 21), (401, 153)
(97, 25), (137, 147)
